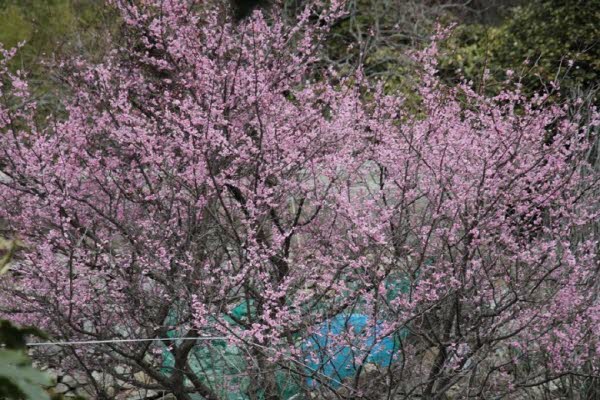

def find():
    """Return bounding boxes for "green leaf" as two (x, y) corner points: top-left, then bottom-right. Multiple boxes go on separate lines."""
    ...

(0, 350), (51, 400)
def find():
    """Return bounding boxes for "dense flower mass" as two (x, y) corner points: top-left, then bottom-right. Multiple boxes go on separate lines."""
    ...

(0, 1), (599, 398)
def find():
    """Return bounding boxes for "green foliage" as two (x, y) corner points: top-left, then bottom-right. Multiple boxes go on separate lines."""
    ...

(440, 0), (600, 95)
(0, 0), (117, 116)
(0, 0), (76, 67)
(0, 0), (111, 67)
(0, 240), (83, 400)
(0, 321), (47, 350)
(0, 5), (33, 52)
(0, 348), (52, 400)
(324, 0), (443, 93)
(0, 318), (54, 400)
(0, 237), (50, 400)
(0, 238), (24, 275)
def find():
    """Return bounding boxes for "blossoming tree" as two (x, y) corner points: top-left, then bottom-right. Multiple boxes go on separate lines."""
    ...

(1, 0), (599, 398)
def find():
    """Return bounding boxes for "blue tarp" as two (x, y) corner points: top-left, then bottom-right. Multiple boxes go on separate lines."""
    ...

(158, 267), (426, 397)
(302, 314), (402, 388)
